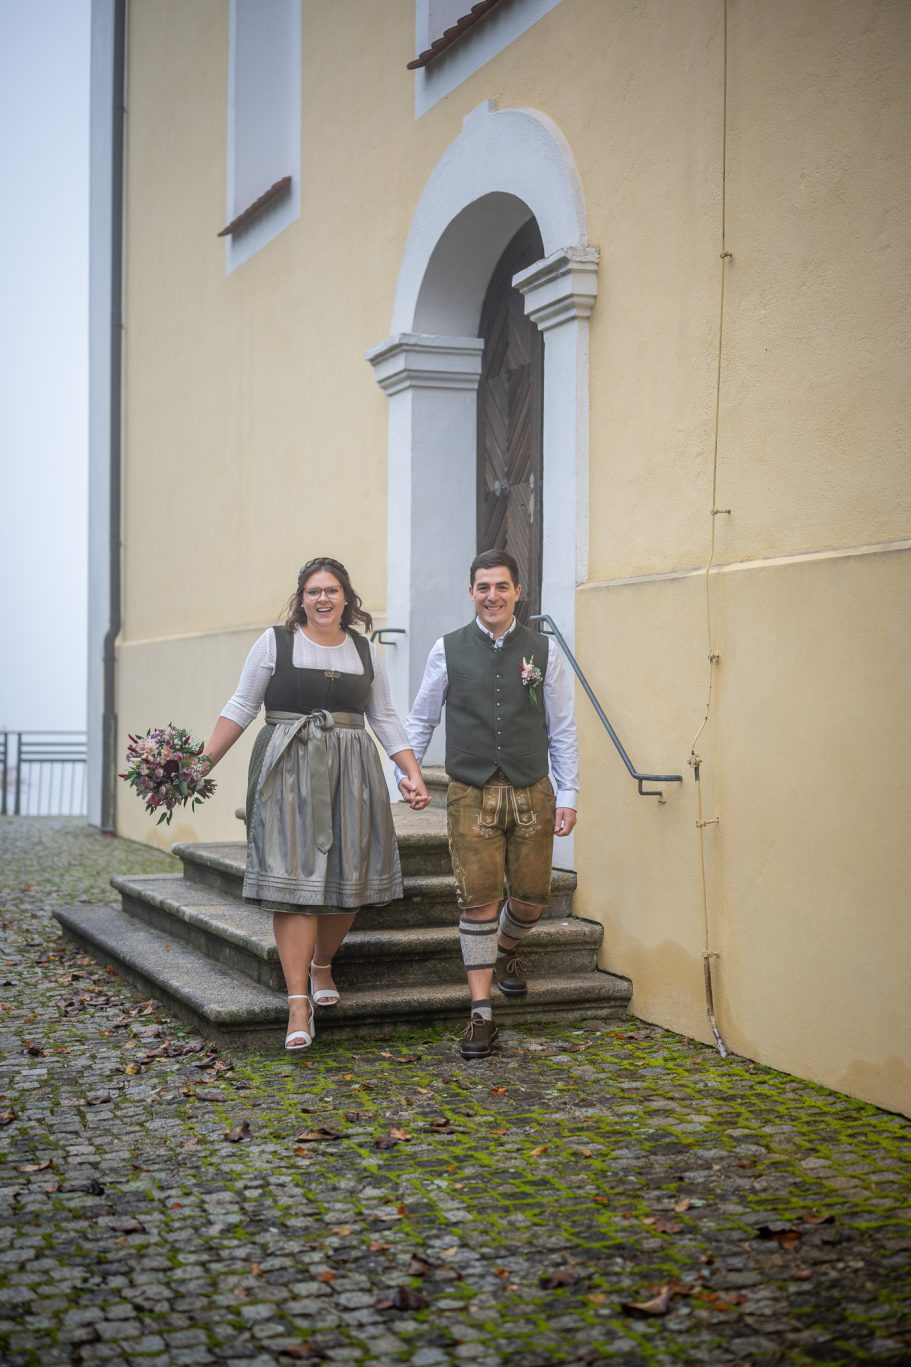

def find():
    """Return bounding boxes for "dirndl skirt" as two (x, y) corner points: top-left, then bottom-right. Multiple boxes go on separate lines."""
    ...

(243, 709), (403, 910)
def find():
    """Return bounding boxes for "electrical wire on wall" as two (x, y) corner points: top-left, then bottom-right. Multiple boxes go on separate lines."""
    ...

(690, 0), (731, 1058)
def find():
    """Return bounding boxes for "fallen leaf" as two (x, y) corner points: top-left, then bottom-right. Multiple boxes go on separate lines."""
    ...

(124, 1064), (141, 1076)
(529, 1145), (548, 1157)
(368, 1239), (390, 1252)
(490, 1128), (509, 1136)
(250, 1261), (263, 1277)
(315, 1270), (336, 1283)
(396, 1203), (408, 1216)
(795, 1210), (835, 1226)
(178, 1136), (199, 1150)
(0, 1111), (16, 1126)
(494, 1267), (511, 1279)
(622, 1284), (674, 1316)
(756, 1223), (800, 1248)
(86, 1094), (112, 1107)
(15, 1160), (52, 1173)
(66, 1179), (105, 1195)
(791, 1268), (813, 1281)
(408, 1254), (433, 1277)
(396, 1054), (422, 1064)
(295, 1128), (340, 1143)
(224, 1121), (251, 1143)
(540, 1265), (586, 1289)
(674, 1197), (692, 1212)
(490, 1086), (508, 1095)
(292, 1147), (312, 1159)
(330, 1225), (352, 1236)
(429, 1117), (452, 1131)
(578, 1148), (593, 1158)
(374, 1128), (412, 1149)
(279, 1347), (327, 1361)
(25, 1044), (45, 1058)
(374, 1286), (427, 1311)
(644, 1218), (683, 1235)
(111, 1219), (145, 1234)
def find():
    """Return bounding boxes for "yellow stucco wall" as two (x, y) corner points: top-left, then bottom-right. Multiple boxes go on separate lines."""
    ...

(117, 0), (911, 1113)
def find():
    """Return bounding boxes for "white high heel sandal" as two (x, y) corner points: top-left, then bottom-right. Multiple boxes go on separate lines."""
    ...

(310, 961), (340, 1007)
(285, 994), (314, 1051)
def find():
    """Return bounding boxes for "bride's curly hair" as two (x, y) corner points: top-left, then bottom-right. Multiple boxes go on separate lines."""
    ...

(283, 557), (373, 636)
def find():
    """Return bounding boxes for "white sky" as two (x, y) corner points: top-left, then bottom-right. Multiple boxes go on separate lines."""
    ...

(0, 0), (91, 733)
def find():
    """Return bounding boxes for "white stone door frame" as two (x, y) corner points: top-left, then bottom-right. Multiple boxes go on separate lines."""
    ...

(366, 102), (598, 808)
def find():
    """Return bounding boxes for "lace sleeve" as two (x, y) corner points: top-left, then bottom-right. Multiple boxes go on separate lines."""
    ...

(365, 641), (410, 756)
(220, 629), (275, 729)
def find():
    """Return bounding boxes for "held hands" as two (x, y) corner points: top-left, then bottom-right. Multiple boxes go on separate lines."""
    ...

(399, 776), (432, 811)
(554, 807), (577, 837)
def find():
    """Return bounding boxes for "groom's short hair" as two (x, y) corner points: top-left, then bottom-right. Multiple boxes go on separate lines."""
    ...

(470, 548), (520, 587)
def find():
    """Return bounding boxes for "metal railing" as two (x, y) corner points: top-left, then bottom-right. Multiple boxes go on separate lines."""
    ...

(529, 614), (683, 799)
(0, 731), (88, 816)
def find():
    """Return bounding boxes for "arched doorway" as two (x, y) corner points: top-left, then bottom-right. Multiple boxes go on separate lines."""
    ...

(366, 103), (598, 811)
(477, 219), (545, 620)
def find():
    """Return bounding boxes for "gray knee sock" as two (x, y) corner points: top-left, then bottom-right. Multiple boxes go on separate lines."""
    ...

(498, 899), (542, 950)
(459, 915), (499, 971)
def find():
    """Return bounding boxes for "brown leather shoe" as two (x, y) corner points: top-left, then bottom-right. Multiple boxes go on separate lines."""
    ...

(459, 1013), (499, 1060)
(495, 952), (528, 996)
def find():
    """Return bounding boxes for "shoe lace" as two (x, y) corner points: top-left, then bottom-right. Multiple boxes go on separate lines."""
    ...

(503, 954), (526, 975)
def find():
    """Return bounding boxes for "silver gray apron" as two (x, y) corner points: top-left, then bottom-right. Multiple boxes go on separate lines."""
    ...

(243, 708), (403, 910)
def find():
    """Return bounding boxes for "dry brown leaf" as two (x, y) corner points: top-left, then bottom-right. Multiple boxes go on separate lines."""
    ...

(529, 1145), (548, 1157)
(674, 1196), (692, 1212)
(540, 1265), (586, 1289)
(124, 1063), (141, 1076)
(223, 1120), (251, 1143)
(622, 1284), (673, 1317)
(250, 1261), (263, 1277)
(315, 1270), (336, 1283)
(15, 1160), (52, 1173)
(295, 1128), (340, 1143)
(490, 1086), (508, 1095)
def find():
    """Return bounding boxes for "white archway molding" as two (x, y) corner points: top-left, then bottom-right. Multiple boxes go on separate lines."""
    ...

(367, 103), (598, 850)
(393, 101), (589, 334)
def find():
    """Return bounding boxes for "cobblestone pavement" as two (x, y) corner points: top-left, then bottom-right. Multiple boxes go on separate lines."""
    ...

(0, 819), (909, 1366)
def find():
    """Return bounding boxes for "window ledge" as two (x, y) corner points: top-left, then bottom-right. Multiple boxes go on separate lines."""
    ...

(218, 175), (292, 239)
(407, 0), (506, 70)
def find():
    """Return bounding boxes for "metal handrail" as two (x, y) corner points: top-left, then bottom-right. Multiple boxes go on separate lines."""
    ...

(529, 614), (684, 798)
(370, 628), (407, 646)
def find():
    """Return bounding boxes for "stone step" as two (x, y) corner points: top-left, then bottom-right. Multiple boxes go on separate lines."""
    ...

(168, 848), (577, 925)
(53, 902), (632, 1052)
(112, 872), (601, 992)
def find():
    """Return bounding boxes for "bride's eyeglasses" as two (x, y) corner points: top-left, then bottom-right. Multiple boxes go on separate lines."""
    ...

(303, 587), (342, 601)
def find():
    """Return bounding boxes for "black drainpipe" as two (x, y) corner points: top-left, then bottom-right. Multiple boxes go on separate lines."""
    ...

(100, 0), (126, 832)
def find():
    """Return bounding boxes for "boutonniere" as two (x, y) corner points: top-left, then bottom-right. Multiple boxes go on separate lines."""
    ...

(520, 655), (543, 706)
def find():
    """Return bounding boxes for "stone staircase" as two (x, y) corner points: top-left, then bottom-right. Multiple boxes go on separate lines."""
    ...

(55, 776), (631, 1051)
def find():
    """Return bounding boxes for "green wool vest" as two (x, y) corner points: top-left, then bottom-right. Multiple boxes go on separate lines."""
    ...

(443, 621), (550, 788)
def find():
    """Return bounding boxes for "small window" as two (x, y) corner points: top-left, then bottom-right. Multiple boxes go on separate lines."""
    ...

(223, 0), (301, 270)
(412, 0), (563, 118)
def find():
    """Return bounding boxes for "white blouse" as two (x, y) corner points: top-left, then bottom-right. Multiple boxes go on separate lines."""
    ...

(220, 627), (410, 758)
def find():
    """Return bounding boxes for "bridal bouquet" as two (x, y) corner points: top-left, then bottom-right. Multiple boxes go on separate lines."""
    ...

(120, 725), (216, 825)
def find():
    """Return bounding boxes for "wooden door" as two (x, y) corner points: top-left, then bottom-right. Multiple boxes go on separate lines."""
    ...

(476, 219), (544, 622)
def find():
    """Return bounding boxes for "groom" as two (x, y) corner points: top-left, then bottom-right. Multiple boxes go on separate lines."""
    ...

(398, 549), (578, 1058)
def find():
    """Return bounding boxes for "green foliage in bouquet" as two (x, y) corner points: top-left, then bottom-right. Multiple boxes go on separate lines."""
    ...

(119, 724), (216, 825)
